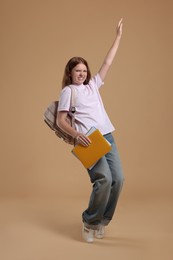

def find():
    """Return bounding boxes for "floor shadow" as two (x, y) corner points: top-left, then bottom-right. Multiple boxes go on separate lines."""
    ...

(23, 207), (149, 246)
(95, 235), (149, 249)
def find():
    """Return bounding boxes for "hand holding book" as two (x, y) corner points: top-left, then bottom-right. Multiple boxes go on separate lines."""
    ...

(75, 133), (91, 147)
(72, 127), (112, 169)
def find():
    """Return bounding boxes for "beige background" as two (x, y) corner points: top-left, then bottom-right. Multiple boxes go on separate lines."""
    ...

(0, 0), (173, 259)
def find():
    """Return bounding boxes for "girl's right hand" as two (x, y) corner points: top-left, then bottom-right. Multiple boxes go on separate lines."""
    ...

(75, 133), (91, 147)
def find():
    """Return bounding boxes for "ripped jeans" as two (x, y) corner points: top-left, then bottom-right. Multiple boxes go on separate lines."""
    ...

(82, 133), (124, 230)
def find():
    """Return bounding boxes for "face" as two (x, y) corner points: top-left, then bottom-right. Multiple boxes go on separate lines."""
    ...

(70, 63), (87, 85)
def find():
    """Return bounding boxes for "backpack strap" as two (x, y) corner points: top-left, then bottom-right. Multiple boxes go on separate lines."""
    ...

(69, 86), (77, 129)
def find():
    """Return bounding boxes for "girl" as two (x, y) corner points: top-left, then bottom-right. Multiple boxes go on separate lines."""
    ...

(57, 19), (124, 243)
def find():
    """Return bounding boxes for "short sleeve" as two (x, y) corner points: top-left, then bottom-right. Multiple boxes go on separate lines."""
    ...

(58, 86), (71, 112)
(89, 73), (104, 89)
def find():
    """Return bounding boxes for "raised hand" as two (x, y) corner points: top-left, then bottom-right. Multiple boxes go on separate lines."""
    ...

(116, 18), (123, 38)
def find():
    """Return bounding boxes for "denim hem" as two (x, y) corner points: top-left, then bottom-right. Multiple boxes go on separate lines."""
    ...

(101, 219), (111, 226)
(83, 221), (100, 230)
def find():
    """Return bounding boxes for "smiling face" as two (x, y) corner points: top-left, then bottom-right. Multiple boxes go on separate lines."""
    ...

(70, 63), (88, 85)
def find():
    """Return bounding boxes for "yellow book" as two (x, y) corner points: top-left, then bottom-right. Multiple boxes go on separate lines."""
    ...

(72, 127), (111, 169)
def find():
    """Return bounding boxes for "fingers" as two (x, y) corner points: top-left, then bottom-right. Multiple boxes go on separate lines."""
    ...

(76, 134), (91, 147)
(118, 18), (123, 27)
(118, 18), (123, 30)
(117, 18), (123, 36)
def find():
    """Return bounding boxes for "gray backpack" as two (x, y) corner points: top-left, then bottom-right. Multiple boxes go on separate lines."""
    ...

(43, 86), (76, 145)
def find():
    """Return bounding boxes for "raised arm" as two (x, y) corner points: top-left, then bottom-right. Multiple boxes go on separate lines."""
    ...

(98, 18), (123, 81)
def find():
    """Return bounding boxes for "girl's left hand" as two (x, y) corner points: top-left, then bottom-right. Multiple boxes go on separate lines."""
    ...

(117, 18), (123, 38)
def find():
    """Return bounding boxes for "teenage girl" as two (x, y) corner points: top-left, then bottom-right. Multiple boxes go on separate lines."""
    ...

(57, 18), (124, 243)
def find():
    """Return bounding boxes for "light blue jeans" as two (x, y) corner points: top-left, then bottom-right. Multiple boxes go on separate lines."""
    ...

(82, 133), (124, 230)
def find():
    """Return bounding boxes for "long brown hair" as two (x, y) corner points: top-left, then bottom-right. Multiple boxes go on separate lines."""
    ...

(62, 57), (91, 88)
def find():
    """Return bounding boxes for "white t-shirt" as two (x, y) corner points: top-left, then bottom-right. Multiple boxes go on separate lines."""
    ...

(58, 73), (115, 135)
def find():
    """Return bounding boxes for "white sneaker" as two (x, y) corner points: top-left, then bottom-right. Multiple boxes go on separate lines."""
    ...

(82, 224), (94, 243)
(95, 225), (105, 239)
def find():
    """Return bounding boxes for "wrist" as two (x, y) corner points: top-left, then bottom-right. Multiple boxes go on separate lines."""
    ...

(74, 132), (80, 139)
